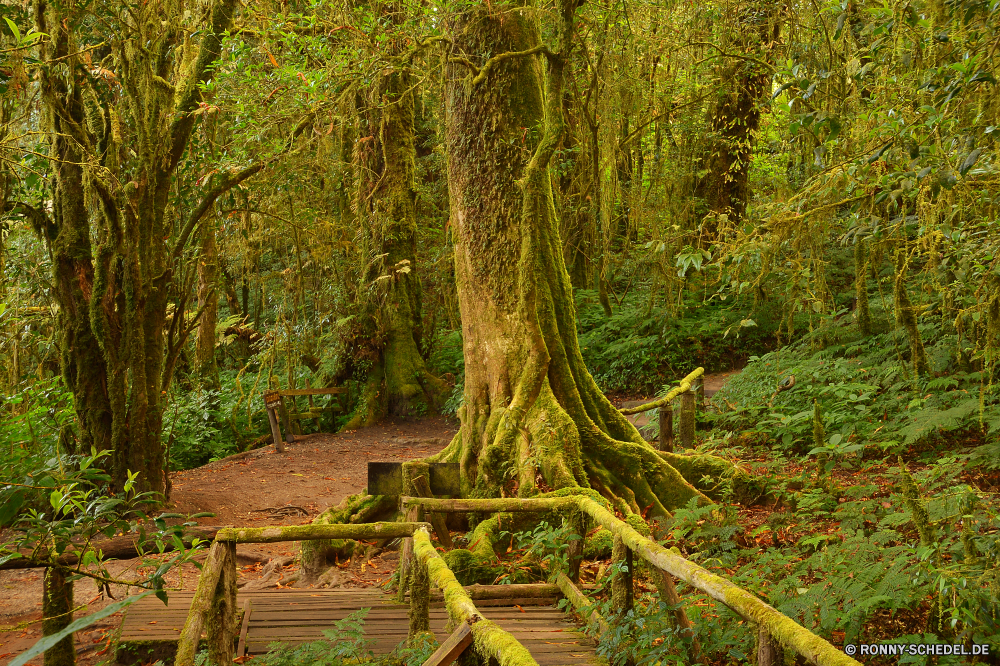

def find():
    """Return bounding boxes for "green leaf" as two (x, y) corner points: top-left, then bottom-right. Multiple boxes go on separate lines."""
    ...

(4, 18), (21, 42)
(8, 592), (154, 666)
(959, 148), (982, 176)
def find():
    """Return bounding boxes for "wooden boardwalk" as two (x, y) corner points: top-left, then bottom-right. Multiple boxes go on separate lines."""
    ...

(119, 588), (602, 665)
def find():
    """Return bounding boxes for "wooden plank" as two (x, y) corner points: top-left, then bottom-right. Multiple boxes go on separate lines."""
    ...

(422, 622), (473, 666)
(236, 599), (252, 658)
(121, 587), (601, 664)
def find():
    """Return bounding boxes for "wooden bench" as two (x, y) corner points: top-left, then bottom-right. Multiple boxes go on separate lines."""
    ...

(263, 386), (350, 452)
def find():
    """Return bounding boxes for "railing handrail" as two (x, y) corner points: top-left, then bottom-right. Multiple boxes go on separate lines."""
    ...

(401, 495), (861, 666)
(215, 521), (431, 543)
(412, 527), (539, 666)
(618, 367), (704, 415)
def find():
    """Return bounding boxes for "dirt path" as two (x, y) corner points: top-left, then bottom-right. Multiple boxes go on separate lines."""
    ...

(0, 417), (457, 666)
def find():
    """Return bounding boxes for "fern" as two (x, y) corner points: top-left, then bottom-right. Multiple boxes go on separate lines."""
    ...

(897, 398), (980, 444)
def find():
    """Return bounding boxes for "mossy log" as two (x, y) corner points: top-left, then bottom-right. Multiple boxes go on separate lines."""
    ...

(413, 529), (540, 666)
(216, 521), (429, 543)
(2, 528), (219, 571)
(576, 498), (861, 666)
(619, 368), (705, 415)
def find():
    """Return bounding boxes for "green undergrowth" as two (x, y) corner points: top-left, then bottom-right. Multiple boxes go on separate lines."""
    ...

(544, 459), (999, 665)
(712, 310), (1000, 466)
(575, 290), (786, 393)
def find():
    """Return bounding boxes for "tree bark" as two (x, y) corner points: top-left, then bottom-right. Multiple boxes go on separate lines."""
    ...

(344, 45), (445, 428)
(694, 6), (782, 236)
(196, 218), (221, 390)
(431, 0), (707, 516)
(43, 567), (74, 666)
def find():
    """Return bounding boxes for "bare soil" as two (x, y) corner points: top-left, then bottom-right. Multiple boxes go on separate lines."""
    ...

(0, 417), (457, 666)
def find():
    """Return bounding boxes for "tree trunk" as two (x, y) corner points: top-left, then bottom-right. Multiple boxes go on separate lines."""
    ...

(431, 0), (706, 515)
(694, 6), (782, 237)
(196, 219), (221, 390)
(33, 0), (239, 493)
(344, 54), (445, 428)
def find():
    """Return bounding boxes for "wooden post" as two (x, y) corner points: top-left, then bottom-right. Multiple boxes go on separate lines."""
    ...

(658, 404), (673, 452)
(757, 625), (784, 666)
(566, 510), (586, 583)
(611, 534), (634, 666)
(207, 541), (238, 665)
(413, 474), (453, 549)
(236, 599), (252, 659)
(263, 391), (284, 453)
(176, 541), (229, 666)
(654, 570), (703, 663)
(409, 551), (430, 639)
(696, 377), (706, 411)
(680, 390), (696, 448)
(396, 463), (425, 603)
(420, 622), (473, 666)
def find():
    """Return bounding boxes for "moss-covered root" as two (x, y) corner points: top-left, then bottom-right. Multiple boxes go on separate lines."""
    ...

(657, 451), (764, 503)
(442, 514), (504, 585)
(300, 493), (397, 581)
(413, 529), (539, 666)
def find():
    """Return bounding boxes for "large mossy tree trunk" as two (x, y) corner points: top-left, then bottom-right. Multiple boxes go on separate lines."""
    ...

(428, 0), (707, 516)
(344, 56), (445, 429)
(32, 0), (246, 493)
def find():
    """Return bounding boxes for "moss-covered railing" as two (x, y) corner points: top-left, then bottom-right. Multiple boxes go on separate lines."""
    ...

(410, 527), (540, 666)
(619, 367), (704, 450)
(174, 521), (433, 666)
(400, 495), (862, 666)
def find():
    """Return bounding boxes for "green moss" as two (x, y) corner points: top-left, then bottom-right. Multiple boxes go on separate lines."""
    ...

(584, 527), (613, 559)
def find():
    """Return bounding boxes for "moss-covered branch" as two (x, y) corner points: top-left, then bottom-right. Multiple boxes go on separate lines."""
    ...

(619, 368), (705, 415)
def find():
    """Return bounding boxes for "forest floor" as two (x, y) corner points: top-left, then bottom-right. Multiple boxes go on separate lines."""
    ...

(0, 372), (742, 666)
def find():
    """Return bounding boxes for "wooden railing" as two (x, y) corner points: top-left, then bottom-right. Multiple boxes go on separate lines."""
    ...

(173, 521), (544, 666)
(401, 495), (862, 666)
(619, 367), (704, 451)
